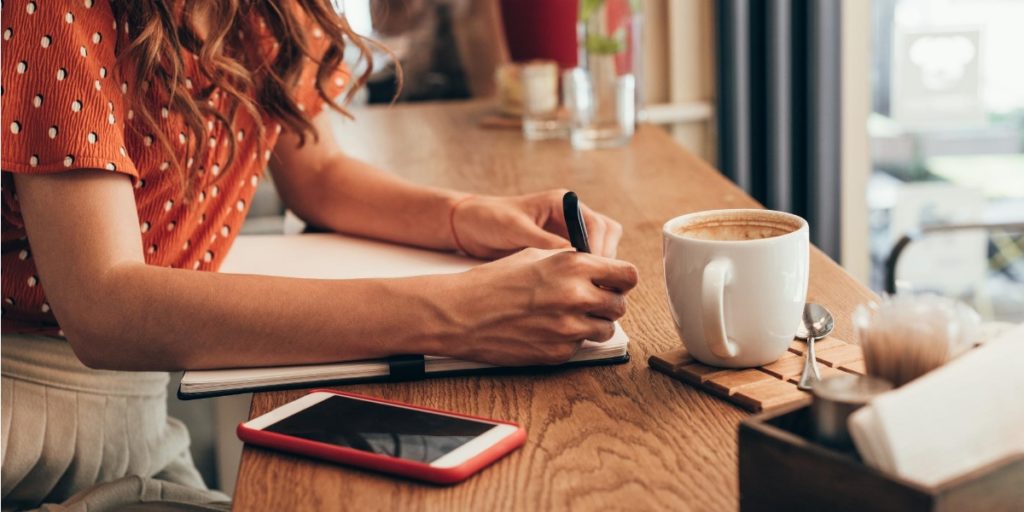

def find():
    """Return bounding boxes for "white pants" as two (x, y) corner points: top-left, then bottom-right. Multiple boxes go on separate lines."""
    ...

(1, 335), (229, 511)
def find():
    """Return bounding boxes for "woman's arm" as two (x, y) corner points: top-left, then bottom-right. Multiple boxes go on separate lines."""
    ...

(270, 115), (624, 258)
(14, 170), (636, 372)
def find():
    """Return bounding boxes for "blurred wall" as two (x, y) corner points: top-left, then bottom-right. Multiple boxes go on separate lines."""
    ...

(642, 0), (716, 163)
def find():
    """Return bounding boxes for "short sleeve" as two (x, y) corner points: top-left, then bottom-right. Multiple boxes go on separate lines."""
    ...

(1, 0), (138, 179)
(292, 26), (351, 119)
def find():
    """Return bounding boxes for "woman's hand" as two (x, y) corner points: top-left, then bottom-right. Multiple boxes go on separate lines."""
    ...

(435, 248), (639, 366)
(450, 190), (624, 259)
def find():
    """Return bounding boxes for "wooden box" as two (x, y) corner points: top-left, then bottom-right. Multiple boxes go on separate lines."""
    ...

(738, 404), (1024, 512)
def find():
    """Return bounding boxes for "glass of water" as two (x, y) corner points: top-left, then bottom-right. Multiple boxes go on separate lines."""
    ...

(565, 0), (640, 150)
(520, 61), (568, 141)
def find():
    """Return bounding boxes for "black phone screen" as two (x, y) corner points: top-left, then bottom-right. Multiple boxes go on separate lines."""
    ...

(264, 395), (497, 463)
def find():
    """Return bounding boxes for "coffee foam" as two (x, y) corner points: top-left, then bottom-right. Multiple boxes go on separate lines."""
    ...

(672, 211), (802, 241)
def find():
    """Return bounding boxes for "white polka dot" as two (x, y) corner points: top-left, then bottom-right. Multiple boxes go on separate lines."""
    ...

(65, 12), (74, 23)
(48, 126), (58, 138)
(134, 178), (144, 189)
(71, 100), (83, 112)
(185, 78), (193, 89)
(3, 298), (13, 306)
(18, 249), (29, 260)
(182, 240), (191, 250)
(94, 80), (101, 91)
(127, 109), (134, 120)
(87, 132), (98, 143)
(164, 200), (174, 211)
(275, 124), (282, 135)
(236, 199), (245, 211)
(9, 121), (21, 134)
(92, 32), (101, 44)
(334, 76), (345, 88)
(206, 120), (214, 131)
(63, 155), (74, 167)
(41, 303), (51, 313)
(143, 135), (153, 146)
(41, 35), (51, 48)
(107, 100), (113, 111)
(119, 146), (127, 156)
(3, 29), (11, 41)
(105, 162), (116, 171)
(211, 185), (219, 197)
(161, 107), (169, 118)
(251, 175), (259, 187)
(179, 132), (186, 144)
(208, 137), (216, 148)
(199, 214), (206, 224)
(166, 221), (176, 231)
(16, 61), (27, 74)
(79, 45), (87, 57)
(141, 221), (150, 233)
(192, 261), (201, 270)
(108, 113), (115, 124)
(121, 82), (128, 94)
(29, 155), (39, 167)
(57, 68), (67, 81)
(85, 0), (94, 8)
(27, 276), (37, 287)
(220, 225), (230, 237)
(211, 164), (221, 176)
(237, 130), (245, 142)
(264, 150), (272, 161)
(32, 94), (43, 107)
(99, 66), (107, 78)
(26, 2), (36, 15)
(148, 244), (157, 254)
(159, 161), (170, 171)
(313, 27), (323, 39)
(198, 191), (206, 202)
(186, 157), (194, 168)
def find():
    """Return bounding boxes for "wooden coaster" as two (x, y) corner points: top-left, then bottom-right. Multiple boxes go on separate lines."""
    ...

(649, 338), (864, 413)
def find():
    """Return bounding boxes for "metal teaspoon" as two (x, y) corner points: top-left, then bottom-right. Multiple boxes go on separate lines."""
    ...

(797, 303), (835, 391)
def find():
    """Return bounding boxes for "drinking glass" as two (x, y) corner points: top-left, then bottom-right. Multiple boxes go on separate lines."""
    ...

(565, 0), (641, 150)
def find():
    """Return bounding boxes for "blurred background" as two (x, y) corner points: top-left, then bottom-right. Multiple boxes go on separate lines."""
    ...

(183, 0), (1024, 495)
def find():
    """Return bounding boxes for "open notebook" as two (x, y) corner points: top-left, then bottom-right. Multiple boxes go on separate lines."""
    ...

(178, 234), (630, 399)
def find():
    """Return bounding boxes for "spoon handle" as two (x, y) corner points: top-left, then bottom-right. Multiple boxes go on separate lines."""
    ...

(797, 337), (821, 391)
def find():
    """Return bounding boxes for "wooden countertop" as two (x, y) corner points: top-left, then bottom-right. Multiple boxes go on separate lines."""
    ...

(233, 100), (877, 510)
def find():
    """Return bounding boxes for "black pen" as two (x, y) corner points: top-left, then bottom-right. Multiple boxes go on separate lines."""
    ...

(562, 191), (591, 253)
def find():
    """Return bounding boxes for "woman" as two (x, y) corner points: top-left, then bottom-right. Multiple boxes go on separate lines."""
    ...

(0, 1), (637, 509)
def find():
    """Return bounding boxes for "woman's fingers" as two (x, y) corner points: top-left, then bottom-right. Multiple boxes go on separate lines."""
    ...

(585, 287), (628, 321)
(579, 204), (622, 258)
(601, 219), (623, 259)
(581, 255), (639, 292)
(579, 317), (617, 342)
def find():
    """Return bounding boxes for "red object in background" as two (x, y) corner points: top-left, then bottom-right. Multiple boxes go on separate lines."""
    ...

(605, 0), (635, 75)
(499, 0), (578, 69)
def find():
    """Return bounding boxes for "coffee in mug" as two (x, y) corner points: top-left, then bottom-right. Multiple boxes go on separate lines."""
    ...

(662, 209), (809, 367)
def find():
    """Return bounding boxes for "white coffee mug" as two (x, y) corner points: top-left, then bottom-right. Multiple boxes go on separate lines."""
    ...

(662, 209), (809, 367)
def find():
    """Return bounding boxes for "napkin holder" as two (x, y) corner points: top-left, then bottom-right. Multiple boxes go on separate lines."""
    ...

(739, 404), (1024, 511)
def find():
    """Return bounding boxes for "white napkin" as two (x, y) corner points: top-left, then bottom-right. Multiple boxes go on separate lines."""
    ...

(848, 323), (1024, 487)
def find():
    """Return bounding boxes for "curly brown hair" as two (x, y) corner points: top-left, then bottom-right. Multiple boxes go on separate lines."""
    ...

(109, 0), (394, 193)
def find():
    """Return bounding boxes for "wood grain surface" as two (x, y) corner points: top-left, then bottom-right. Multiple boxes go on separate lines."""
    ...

(233, 100), (878, 511)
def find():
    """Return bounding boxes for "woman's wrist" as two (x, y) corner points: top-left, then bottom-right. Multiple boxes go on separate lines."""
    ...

(383, 273), (467, 358)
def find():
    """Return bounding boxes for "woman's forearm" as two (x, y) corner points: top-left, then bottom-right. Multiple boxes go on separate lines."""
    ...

(274, 151), (466, 250)
(65, 262), (457, 371)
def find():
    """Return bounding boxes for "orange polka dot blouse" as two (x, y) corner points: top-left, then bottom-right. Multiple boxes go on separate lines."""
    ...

(1, 1), (348, 334)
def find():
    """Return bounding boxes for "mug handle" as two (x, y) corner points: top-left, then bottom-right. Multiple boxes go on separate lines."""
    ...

(702, 259), (740, 359)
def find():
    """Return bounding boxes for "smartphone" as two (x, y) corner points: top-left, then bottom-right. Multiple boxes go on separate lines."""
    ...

(237, 389), (526, 484)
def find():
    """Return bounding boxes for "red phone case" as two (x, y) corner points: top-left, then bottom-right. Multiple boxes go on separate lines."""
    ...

(236, 389), (526, 485)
